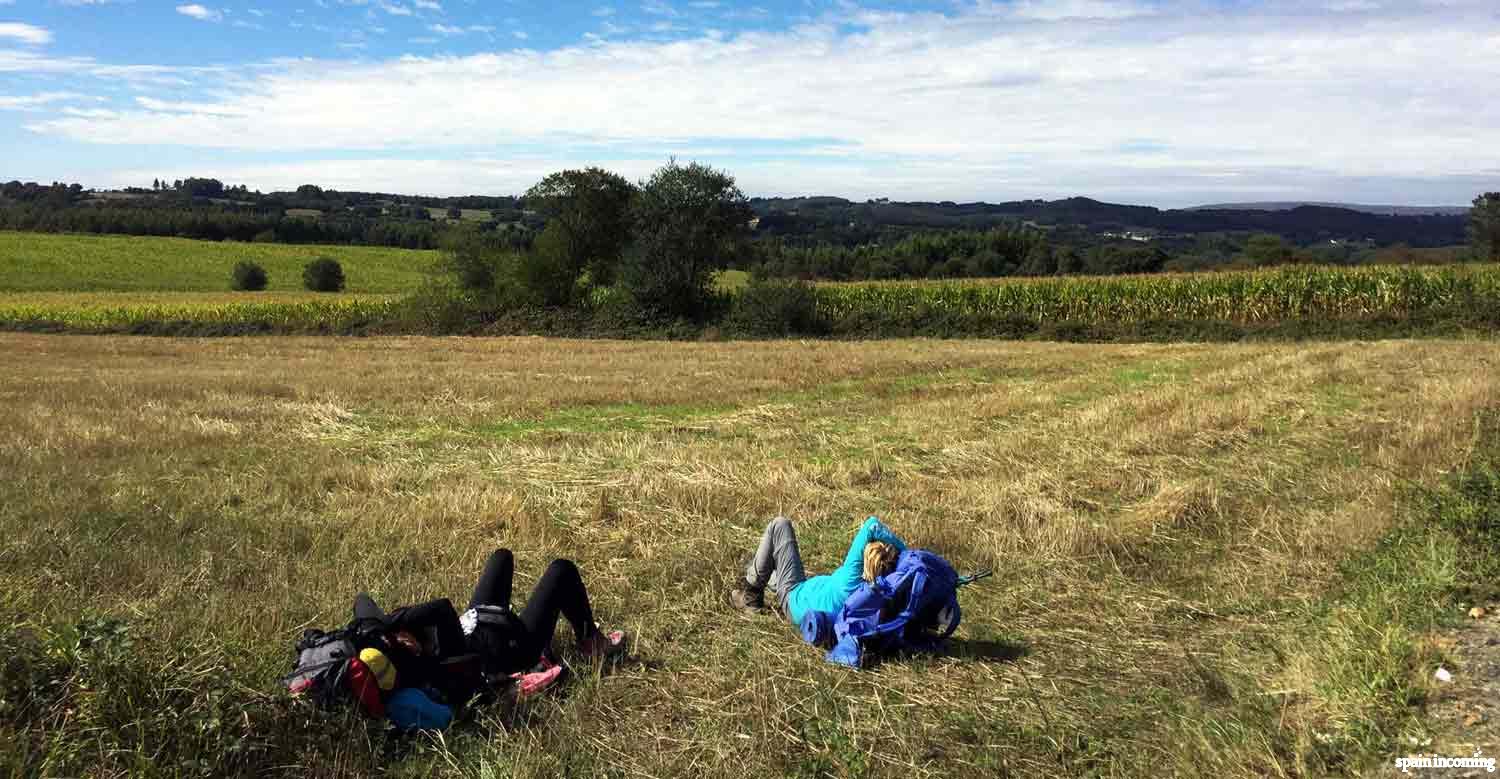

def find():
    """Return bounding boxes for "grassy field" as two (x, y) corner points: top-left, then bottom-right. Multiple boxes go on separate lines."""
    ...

(0, 231), (436, 293)
(2, 333), (1497, 777)
(425, 207), (496, 222)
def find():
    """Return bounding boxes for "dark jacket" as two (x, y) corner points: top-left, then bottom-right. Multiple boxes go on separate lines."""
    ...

(352, 594), (479, 702)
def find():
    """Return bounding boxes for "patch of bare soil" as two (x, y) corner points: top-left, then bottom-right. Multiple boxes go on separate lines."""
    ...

(1421, 606), (1500, 776)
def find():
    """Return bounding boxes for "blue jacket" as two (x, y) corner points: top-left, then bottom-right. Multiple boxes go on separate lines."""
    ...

(786, 517), (906, 626)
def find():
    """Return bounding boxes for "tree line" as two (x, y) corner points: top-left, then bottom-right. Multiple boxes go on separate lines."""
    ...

(3, 178), (1495, 286)
(748, 195), (1469, 247)
(0, 200), (445, 249)
(748, 197), (1500, 281)
(0, 179), (525, 250)
(749, 227), (1175, 280)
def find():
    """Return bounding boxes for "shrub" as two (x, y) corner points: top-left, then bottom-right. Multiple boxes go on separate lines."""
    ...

(725, 279), (825, 336)
(395, 280), (491, 334)
(437, 228), (504, 292)
(520, 224), (585, 306)
(230, 261), (268, 291)
(302, 256), (345, 292)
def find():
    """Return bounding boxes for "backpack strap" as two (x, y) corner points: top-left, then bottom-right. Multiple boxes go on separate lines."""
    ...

(461, 604), (520, 634)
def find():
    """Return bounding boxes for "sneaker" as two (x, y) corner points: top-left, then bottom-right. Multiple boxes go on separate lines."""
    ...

(509, 663), (565, 700)
(730, 584), (767, 613)
(578, 625), (627, 660)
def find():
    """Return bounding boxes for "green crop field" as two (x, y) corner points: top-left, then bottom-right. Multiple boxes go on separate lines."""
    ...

(0, 291), (401, 331)
(813, 263), (1500, 324)
(0, 231), (437, 293)
(2, 334), (1497, 778)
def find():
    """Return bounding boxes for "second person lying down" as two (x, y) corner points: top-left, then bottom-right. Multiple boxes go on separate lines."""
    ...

(730, 515), (905, 624)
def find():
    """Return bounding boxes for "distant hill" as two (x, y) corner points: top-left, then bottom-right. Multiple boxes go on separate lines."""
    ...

(4, 177), (1474, 251)
(1188, 202), (1470, 217)
(748, 196), (1470, 247)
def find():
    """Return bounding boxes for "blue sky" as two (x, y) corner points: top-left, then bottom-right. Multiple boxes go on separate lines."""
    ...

(1, 0), (1497, 206)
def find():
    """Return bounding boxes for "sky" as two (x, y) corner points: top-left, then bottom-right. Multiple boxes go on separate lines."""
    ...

(0, 0), (1497, 207)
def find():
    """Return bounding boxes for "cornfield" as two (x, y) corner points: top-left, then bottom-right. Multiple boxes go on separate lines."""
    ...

(2, 264), (1497, 334)
(0, 292), (399, 330)
(812, 264), (1500, 325)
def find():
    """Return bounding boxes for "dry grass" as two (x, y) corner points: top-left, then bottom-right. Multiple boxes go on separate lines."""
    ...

(1, 333), (1497, 777)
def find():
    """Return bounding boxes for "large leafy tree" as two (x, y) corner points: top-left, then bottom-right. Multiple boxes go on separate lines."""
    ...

(1240, 233), (1294, 266)
(524, 168), (635, 299)
(621, 160), (753, 319)
(1470, 192), (1500, 261)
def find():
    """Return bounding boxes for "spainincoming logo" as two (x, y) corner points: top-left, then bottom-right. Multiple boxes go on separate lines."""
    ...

(1395, 750), (1497, 774)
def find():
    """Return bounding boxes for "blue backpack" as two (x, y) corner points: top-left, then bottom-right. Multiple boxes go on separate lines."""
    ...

(822, 549), (962, 668)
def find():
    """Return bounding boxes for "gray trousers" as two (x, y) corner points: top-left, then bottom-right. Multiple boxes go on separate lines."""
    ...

(744, 516), (807, 617)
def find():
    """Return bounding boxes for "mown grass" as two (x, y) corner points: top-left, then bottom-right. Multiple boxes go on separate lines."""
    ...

(0, 231), (435, 293)
(1, 334), (1496, 777)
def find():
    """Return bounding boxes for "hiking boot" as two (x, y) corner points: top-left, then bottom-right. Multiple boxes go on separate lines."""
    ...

(579, 625), (627, 661)
(730, 583), (767, 613)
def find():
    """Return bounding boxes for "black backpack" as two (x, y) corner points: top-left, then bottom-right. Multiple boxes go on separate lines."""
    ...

(283, 621), (382, 707)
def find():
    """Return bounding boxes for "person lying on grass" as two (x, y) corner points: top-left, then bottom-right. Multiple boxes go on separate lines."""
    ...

(352, 549), (627, 717)
(729, 515), (905, 625)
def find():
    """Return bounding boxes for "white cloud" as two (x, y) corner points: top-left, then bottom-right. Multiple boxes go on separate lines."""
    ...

(60, 106), (119, 118)
(0, 22), (52, 45)
(413, 0), (441, 10)
(133, 95), (250, 116)
(0, 91), (87, 110)
(641, 0), (677, 17)
(175, 4), (222, 22)
(14, 2), (1500, 203)
(1002, 0), (1153, 21)
(429, 23), (494, 36)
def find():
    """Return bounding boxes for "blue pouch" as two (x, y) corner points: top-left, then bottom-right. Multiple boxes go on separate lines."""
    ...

(386, 688), (453, 731)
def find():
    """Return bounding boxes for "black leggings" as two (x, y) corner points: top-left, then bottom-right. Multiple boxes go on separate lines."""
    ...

(468, 549), (598, 672)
